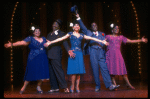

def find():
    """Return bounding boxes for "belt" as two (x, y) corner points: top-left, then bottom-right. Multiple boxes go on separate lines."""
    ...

(89, 43), (103, 48)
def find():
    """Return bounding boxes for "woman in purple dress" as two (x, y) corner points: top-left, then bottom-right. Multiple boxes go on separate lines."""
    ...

(105, 23), (148, 89)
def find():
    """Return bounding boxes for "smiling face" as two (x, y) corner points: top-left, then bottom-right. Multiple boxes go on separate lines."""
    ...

(73, 24), (80, 31)
(52, 22), (60, 31)
(91, 22), (98, 32)
(33, 29), (41, 37)
(112, 26), (119, 34)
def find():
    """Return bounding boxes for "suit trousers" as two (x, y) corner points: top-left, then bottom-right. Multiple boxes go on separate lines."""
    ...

(48, 59), (67, 89)
(89, 48), (112, 89)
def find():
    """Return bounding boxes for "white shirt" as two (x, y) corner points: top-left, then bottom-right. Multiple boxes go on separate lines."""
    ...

(93, 31), (99, 36)
(54, 30), (59, 35)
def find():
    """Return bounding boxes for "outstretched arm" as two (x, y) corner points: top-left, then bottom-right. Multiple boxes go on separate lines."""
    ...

(76, 14), (92, 36)
(126, 36), (148, 43)
(4, 40), (29, 48)
(84, 35), (109, 46)
(44, 34), (70, 47)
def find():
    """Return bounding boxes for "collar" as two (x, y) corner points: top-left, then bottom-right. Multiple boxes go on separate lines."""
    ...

(55, 30), (59, 32)
(93, 31), (99, 36)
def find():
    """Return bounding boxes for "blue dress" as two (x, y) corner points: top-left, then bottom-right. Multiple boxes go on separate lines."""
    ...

(67, 32), (86, 75)
(23, 36), (50, 81)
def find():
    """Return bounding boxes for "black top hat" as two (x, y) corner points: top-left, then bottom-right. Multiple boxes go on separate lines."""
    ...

(55, 19), (63, 27)
(70, 5), (79, 15)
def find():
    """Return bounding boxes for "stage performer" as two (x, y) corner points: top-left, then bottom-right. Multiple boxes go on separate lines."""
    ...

(46, 19), (75, 93)
(4, 26), (50, 94)
(105, 23), (148, 89)
(75, 14), (118, 91)
(44, 20), (109, 93)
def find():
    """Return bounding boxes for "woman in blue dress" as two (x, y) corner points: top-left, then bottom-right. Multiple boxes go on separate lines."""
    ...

(4, 26), (50, 94)
(44, 21), (109, 93)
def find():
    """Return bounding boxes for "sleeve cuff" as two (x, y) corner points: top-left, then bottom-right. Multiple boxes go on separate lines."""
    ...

(76, 17), (81, 20)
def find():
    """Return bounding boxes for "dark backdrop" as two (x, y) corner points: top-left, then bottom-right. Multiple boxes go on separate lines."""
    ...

(3, 2), (148, 87)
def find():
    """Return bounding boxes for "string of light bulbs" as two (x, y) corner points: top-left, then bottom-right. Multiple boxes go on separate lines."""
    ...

(130, 1), (141, 75)
(10, 2), (19, 84)
(31, 3), (46, 25)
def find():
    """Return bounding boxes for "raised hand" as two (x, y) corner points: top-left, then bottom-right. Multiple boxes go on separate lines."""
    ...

(4, 41), (12, 48)
(141, 36), (148, 43)
(76, 14), (80, 18)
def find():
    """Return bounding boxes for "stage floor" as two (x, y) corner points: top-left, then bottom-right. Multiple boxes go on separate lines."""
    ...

(4, 81), (148, 98)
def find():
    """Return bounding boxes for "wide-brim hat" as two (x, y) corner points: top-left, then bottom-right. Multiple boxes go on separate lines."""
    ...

(70, 5), (79, 15)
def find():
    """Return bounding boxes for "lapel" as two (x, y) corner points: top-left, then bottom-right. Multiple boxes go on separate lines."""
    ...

(98, 31), (105, 40)
(50, 30), (61, 39)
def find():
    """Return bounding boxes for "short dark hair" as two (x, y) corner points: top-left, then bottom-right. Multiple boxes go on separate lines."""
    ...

(73, 20), (80, 26)
(31, 26), (42, 37)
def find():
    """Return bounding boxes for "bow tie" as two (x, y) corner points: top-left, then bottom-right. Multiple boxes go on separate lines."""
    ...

(93, 31), (99, 36)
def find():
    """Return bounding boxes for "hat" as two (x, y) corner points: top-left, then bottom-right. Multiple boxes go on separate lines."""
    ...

(70, 5), (79, 15)
(55, 19), (63, 27)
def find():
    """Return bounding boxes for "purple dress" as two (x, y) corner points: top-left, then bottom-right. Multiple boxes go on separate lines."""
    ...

(106, 35), (128, 75)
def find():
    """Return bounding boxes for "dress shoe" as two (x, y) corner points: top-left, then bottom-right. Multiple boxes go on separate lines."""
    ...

(116, 85), (120, 88)
(95, 88), (100, 92)
(109, 84), (118, 91)
(64, 88), (70, 93)
(48, 89), (59, 93)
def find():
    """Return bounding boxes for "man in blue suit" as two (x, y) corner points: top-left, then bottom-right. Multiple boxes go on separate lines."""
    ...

(76, 14), (118, 91)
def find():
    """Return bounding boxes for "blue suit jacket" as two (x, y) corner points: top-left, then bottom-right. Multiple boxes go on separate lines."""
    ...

(77, 19), (106, 55)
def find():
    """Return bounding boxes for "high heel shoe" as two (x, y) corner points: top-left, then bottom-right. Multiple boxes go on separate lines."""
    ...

(76, 87), (80, 93)
(70, 87), (74, 93)
(126, 84), (135, 90)
(36, 88), (43, 94)
(76, 89), (80, 93)
(19, 88), (25, 94)
(19, 90), (24, 94)
(37, 90), (43, 94)
(128, 86), (135, 90)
